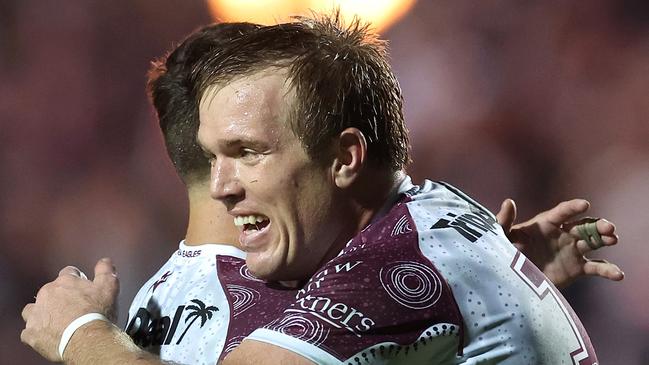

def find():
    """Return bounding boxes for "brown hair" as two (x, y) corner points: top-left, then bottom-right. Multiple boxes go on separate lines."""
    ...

(148, 22), (261, 184)
(192, 12), (410, 171)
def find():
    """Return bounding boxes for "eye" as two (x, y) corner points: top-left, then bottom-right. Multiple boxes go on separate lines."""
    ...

(241, 148), (256, 157)
(239, 148), (263, 163)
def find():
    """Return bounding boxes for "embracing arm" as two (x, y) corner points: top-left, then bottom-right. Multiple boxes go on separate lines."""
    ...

(222, 340), (314, 365)
(64, 323), (313, 365)
(63, 321), (165, 365)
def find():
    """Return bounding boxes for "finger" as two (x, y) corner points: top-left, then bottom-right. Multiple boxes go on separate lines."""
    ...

(565, 218), (616, 238)
(21, 303), (33, 322)
(575, 235), (618, 255)
(94, 258), (119, 293)
(595, 218), (617, 238)
(20, 328), (32, 346)
(35, 282), (50, 299)
(543, 199), (590, 226)
(583, 259), (625, 281)
(567, 218), (619, 254)
(58, 266), (88, 279)
(496, 198), (517, 232)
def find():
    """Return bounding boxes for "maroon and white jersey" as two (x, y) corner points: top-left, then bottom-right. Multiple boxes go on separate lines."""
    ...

(125, 241), (297, 365)
(248, 178), (598, 365)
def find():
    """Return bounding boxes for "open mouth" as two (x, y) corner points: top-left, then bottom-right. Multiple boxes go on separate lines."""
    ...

(234, 215), (270, 234)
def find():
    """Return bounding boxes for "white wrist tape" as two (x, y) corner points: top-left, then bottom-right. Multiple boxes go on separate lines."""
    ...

(58, 313), (109, 360)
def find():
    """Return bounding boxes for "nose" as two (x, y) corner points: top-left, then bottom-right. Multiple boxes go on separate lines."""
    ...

(210, 157), (244, 207)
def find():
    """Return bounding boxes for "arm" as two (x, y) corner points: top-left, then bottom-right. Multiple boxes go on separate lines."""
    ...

(21, 258), (169, 365)
(223, 340), (314, 365)
(64, 321), (166, 365)
(496, 198), (624, 288)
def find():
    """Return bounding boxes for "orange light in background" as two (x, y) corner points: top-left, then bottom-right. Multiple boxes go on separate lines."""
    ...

(206, 0), (417, 33)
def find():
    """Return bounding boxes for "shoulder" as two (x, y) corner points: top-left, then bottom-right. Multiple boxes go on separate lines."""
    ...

(243, 181), (475, 363)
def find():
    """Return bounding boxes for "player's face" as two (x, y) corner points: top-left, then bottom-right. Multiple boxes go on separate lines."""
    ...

(197, 69), (345, 281)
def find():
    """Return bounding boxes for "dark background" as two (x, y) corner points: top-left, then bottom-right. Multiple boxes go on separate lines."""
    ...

(1, 1), (647, 363)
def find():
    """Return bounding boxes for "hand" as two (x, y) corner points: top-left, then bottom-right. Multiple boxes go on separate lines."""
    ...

(21, 258), (119, 362)
(496, 199), (624, 289)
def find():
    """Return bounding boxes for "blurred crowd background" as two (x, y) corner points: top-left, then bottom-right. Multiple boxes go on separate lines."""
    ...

(1, 1), (648, 363)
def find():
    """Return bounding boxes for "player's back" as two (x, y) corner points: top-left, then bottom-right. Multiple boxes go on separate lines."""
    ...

(126, 241), (298, 364)
(407, 180), (598, 364)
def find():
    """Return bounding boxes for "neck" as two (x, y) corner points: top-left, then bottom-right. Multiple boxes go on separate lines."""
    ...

(318, 169), (406, 267)
(351, 169), (406, 227)
(184, 184), (241, 248)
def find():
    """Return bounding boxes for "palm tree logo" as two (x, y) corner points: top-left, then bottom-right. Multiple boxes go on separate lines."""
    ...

(175, 299), (219, 344)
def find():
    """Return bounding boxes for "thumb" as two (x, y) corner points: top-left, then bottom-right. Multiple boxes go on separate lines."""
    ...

(93, 258), (119, 295)
(496, 198), (517, 232)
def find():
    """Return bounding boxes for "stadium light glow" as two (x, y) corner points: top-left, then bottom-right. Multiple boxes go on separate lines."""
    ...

(206, 0), (417, 32)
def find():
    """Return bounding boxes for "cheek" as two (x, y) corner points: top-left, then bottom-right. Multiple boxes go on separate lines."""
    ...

(296, 184), (335, 233)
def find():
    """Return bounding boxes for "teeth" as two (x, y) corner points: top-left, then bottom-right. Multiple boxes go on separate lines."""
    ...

(234, 215), (269, 227)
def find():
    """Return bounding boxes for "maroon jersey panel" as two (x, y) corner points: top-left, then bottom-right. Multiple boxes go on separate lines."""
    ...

(259, 202), (464, 361)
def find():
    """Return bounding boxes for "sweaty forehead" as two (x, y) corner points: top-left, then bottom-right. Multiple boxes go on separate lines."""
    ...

(202, 69), (291, 109)
(197, 70), (295, 147)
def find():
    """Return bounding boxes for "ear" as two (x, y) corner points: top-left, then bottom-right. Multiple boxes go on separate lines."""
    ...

(331, 127), (367, 189)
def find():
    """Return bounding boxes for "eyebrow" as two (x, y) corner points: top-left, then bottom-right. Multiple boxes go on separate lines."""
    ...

(221, 138), (270, 151)
(197, 137), (271, 154)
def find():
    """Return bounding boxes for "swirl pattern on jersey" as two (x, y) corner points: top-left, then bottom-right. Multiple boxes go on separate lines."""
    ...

(391, 215), (412, 236)
(379, 261), (443, 309)
(226, 284), (260, 316)
(223, 335), (246, 355)
(239, 264), (265, 282)
(266, 313), (330, 346)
